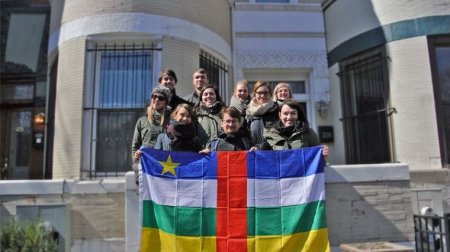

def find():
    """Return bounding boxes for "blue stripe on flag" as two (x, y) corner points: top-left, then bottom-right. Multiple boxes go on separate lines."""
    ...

(140, 146), (324, 180)
(247, 146), (324, 178)
(140, 148), (218, 179)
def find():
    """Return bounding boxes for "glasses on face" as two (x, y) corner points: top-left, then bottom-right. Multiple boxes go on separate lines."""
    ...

(256, 91), (269, 97)
(151, 94), (165, 101)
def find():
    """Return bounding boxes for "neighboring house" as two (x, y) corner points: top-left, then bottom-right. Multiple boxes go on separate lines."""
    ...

(323, 0), (450, 214)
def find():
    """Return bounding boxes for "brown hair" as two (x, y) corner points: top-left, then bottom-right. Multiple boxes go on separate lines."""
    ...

(252, 81), (271, 95)
(219, 106), (241, 122)
(171, 103), (196, 123)
(192, 68), (208, 77)
(279, 99), (308, 127)
(194, 84), (224, 108)
(158, 69), (177, 83)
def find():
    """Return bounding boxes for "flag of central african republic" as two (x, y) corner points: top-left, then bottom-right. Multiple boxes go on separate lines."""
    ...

(139, 146), (329, 252)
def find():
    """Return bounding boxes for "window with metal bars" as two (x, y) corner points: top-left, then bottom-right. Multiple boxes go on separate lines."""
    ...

(338, 47), (394, 164)
(428, 36), (450, 167)
(84, 43), (160, 178)
(199, 50), (229, 100)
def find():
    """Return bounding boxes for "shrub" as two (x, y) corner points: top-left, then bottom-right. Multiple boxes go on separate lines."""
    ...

(0, 218), (58, 252)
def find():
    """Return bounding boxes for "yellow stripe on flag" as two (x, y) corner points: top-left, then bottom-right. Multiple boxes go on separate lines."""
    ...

(141, 227), (217, 252)
(247, 228), (330, 252)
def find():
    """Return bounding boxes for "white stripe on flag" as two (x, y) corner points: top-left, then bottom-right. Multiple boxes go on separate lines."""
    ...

(142, 173), (324, 208)
(247, 173), (325, 207)
(142, 174), (218, 207)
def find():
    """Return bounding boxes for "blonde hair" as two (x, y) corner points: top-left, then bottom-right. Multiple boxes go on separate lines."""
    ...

(146, 99), (167, 126)
(273, 82), (292, 101)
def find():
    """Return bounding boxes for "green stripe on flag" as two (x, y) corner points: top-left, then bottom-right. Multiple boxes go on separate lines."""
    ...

(143, 200), (217, 236)
(247, 200), (327, 236)
(143, 200), (326, 236)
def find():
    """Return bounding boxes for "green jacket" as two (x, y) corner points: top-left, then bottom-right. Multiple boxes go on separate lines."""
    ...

(263, 123), (320, 150)
(195, 105), (222, 147)
(131, 111), (168, 157)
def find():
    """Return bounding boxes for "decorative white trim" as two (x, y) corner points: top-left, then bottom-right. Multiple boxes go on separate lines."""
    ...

(236, 50), (328, 78)
(48, 12), (231, 62)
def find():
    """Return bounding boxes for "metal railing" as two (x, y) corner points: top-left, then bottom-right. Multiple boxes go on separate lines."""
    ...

(414, 214), (450, 251)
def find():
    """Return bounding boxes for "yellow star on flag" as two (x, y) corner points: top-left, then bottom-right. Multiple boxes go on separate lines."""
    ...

(159, 154), (180, 175)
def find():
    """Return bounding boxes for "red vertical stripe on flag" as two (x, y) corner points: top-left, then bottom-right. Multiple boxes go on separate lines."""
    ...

(216, 151), (248, 252)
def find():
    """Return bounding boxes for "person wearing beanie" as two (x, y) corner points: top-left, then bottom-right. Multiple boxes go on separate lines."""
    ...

(131, 86), (171, 183)
(158, 69), (189, 109)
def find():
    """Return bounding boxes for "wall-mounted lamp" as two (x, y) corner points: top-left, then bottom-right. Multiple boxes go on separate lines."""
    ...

(33, 112), (45, 131)
(315, 100), (331, 118)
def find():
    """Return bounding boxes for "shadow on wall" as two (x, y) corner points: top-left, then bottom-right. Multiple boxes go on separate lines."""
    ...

(325, 164), (414, 246)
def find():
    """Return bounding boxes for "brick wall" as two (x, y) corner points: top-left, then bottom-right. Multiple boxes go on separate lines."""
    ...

(388, 37), (441, 170)
(52, 37), (86, 179)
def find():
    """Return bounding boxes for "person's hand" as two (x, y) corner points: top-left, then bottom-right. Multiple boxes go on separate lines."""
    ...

(322, 145), (329, 159)
(249, 146), (258, 152)
(133, 150), (142, 162)
(199, 148), (211, 154)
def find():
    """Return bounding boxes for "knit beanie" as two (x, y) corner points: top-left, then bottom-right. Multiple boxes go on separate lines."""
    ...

(151, 86), (172, 102)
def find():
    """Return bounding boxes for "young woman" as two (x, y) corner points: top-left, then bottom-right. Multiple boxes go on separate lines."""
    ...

(131, 86), (171, 182)
(154, 103), (203, 152)
(202, 106), (256, 152)
(229, 79), (250, 117)
(246, 81), (279, 146)
(272, 82), (293, 106)
(194, 84), (225, 147)
(263, 99), (328, 157)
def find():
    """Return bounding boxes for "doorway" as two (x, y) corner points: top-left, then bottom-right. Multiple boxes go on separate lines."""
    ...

(1, 107), (33, 179)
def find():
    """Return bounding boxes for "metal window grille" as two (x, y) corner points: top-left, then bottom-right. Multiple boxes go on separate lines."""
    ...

(199, 50), (229, 99)
(338, 50), (393, 164)
(414, 214), (450, 251)
(85, 43), (161, 178)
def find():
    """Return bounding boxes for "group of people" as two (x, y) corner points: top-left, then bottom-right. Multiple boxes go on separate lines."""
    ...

(131, 68), (328, 178)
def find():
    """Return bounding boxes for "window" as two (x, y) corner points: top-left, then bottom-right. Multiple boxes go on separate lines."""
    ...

(339, 47), (393, 164)
(429, 36), (450, 167)
(84, 43), (160, 178)
(199, 50), (229, 101)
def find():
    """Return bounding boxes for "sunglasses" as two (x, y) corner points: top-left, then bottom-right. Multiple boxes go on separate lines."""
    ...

(151, 94), (165, 101)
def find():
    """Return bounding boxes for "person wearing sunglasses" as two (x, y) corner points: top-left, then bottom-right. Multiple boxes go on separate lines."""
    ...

(131, 86), (171, 183)
(246, 81), (279, 146)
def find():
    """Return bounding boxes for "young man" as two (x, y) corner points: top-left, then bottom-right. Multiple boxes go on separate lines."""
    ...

(201, 106), (257, 152)
(158, 69), (188, 109)
(184, 68), (209, 106)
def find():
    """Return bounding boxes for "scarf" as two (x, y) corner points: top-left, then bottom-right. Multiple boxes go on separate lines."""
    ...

(197, 101), (223, 116)
(246, 99), (275, 117)
(229, 95), (250, 114)
(166, 120), (196, 140)
(274, 120), (307, 137)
